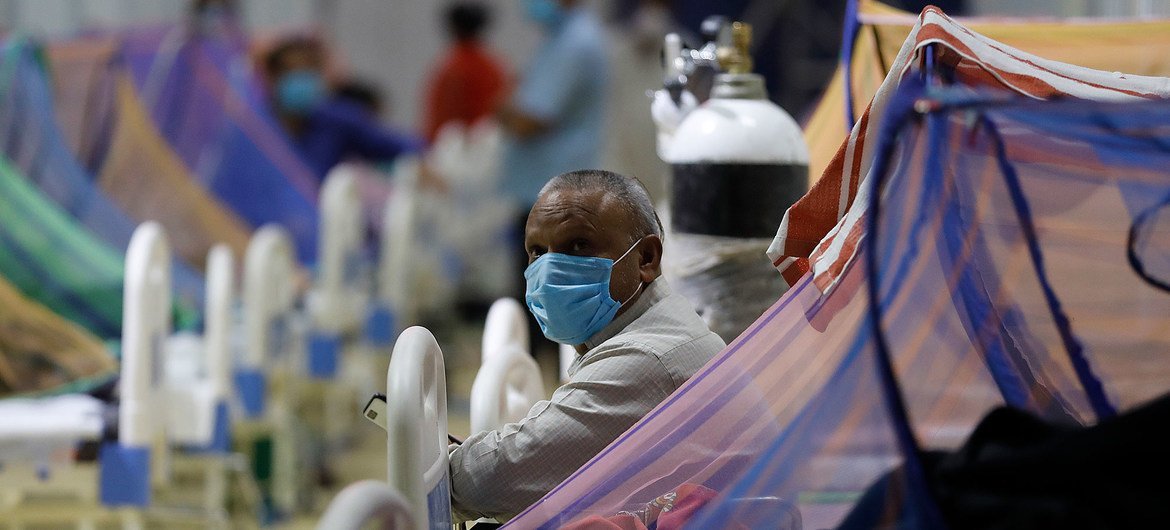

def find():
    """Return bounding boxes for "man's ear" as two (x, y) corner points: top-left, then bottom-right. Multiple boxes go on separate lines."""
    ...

(639, 234), (663, 283)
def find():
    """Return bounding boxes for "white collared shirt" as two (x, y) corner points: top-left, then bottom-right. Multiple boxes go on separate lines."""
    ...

(449, 277), (726, 522)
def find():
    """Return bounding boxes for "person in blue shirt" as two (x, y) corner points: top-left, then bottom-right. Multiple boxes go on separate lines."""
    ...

(264, 37), (426, 183)
(498, 0), (611, 360)
(497, 0), (610, 207)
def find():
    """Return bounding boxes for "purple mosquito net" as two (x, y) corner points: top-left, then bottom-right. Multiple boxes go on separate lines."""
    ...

(117, 24), (320, 263)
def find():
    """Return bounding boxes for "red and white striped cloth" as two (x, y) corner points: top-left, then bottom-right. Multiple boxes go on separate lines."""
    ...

(767, 6), (1170, 294)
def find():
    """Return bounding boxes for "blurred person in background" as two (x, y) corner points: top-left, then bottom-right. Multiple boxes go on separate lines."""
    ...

(263, 36), (426, 185)
(498, 0), (610, 358)
(497, 0), (608, 206)
(422, 1), (509, 143)
(599, 0), (674, 203)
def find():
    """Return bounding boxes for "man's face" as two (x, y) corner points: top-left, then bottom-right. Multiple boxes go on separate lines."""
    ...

(525, 188), (646, 305)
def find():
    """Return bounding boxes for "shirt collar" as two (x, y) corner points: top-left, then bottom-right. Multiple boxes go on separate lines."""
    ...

(583, 277), (670, 350)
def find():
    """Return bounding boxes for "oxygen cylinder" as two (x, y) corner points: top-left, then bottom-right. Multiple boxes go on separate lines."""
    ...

(662, 22), (809, 342)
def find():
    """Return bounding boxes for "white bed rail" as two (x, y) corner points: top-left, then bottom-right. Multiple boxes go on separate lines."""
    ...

(481, 297), (529, 366)
(163, 244), (236, 451)
(310, 166), (368, 376)
(102, 221), (172, 507)
(470, 344), (546, 434)
(386, 326), (451, 530)
(203, 244), (233, 451)
(316, 479), (416, 530)
(373, 158), (421, 344)
(205, 245), (233, 416)
(314, 165), (365, 333)
(237, 225), (296, 418)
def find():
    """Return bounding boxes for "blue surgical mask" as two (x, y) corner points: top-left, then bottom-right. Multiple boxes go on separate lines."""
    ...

(276, 69), (326, 116)
(521, 0), (565, 29)
(524, 240), (644, 345)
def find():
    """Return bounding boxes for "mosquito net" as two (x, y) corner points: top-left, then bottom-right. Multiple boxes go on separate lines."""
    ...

(118, 25), (320, 263)
(0, 38), (204, 319)
(768, 6), (1170, 292)
(502, 58), (1170, 530)
(0, 156), (125, 338)
(44, 38), (252, 270)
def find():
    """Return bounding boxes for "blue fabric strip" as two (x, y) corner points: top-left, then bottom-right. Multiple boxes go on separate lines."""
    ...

(979, 115), (1117, 420)
(864, 77), (948, 529)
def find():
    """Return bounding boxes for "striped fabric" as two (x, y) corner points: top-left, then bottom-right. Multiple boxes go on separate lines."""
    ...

(767, 6), (1170, 295)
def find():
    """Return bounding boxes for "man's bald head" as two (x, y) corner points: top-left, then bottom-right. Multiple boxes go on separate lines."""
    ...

(538, 169), (663, 246)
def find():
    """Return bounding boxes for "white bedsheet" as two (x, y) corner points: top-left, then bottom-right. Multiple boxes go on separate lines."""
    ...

(0, 394), (105, 461)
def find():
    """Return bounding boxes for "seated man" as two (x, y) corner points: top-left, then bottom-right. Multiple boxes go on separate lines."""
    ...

(449, 169), (726, 521)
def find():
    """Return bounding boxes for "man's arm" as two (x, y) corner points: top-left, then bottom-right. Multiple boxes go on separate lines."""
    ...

(498, 37), (593, 141)
(448, 345), (674, 522)
(327, 102), (425, 162)
(496, 104), (549, 139)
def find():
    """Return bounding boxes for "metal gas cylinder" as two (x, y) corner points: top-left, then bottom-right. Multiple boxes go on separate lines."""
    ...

(660, 22), (809, 341)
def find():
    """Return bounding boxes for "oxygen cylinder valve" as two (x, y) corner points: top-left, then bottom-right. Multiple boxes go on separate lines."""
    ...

(717, 22), (753, 75)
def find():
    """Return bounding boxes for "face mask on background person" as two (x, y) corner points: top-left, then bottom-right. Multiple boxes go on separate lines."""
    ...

(524, 238), (646, 345)
(276, 69), (326, 116)
(521, 0), (565, 29)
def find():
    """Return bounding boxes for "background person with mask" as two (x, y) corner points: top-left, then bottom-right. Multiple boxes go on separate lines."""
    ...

(497, 0), (608, 204)
(498, 0), (611, 360)
(264, 36), (425, 184)
(448, 170), (726, 522)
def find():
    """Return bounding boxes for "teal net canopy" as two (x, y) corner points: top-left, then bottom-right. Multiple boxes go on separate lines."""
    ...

(503, 80), (1170, 529)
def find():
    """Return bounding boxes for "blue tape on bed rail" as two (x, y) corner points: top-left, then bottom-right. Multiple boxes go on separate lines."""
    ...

(308, 332), (341, 378)
(99, 442), (150, 507)
(365, 303), (396, 346)
(235, 369), (267, 418)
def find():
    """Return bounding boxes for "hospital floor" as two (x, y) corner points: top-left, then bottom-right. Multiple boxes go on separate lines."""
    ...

(280, 313), (562, 529)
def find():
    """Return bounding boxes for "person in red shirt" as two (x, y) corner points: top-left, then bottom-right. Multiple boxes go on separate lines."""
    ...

(422, 2), (509, 143)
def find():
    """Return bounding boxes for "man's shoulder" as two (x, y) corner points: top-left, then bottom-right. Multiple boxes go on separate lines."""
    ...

(589, 291), (724, 365)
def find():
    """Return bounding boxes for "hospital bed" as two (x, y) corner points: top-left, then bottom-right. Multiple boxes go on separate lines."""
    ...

(480, 298), (529, 366)
(470, 344), (545, 436)
(0, 222), (213, 527)
(304, 167), (380, 453)
(231, 224), (310, 519)
(155, 244), (262, 526)
(317, 326), (451, 530)
(373, 158), (424, 341)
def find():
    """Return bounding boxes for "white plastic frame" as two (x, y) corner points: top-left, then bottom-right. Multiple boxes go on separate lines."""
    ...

(120, 221), (172, 448)
(242, 225), (296, 371)
(481, 297), (529, 366)
(313, 166), (366, 333)
(205, 245), (233, 405)
(470, 344), (546, 435)
(385, 326), (450, 530)
(316, 479), (416, 530)
(379, 159), (420, 326)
